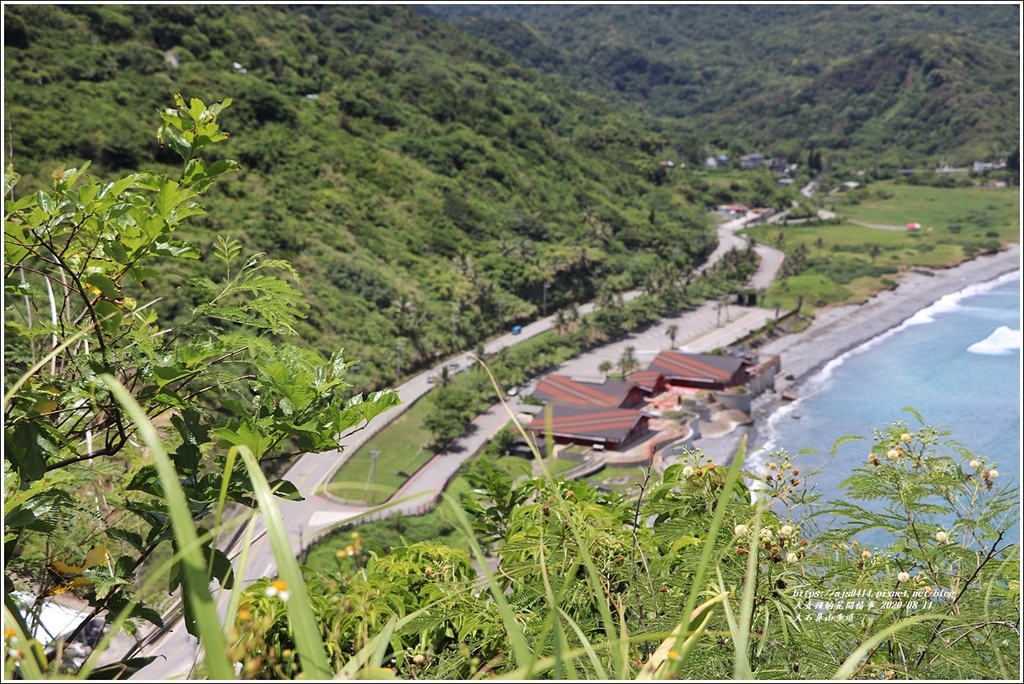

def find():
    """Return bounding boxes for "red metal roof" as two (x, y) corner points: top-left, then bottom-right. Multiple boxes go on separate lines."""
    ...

(646, 351), (748, 385)
(628, 370), (662, 392)
(528, 405), (648, 445)
(532, 374), (637, 408)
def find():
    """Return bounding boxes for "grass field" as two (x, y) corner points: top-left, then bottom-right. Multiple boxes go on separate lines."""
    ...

(585, 463), (653, 494)
(304, 477), (476, 575)
(840, 182), (1019, 235)
(325, 397), (436, 505)
(744, 183), (1019, 313)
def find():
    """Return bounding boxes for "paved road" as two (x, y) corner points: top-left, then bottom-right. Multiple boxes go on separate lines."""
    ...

(120, 213), (783, 679)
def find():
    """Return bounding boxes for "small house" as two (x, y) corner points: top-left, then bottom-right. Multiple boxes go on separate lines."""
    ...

(740, 154), (764, 169)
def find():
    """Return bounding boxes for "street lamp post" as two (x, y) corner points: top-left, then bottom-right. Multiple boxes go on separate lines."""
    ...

(365, 448), (380, 503)
(542, 282), (551, 318)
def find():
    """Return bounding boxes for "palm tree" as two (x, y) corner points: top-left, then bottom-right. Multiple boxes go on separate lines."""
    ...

(666, 324), (679, 349)
(618, 345), (638, 377)
(554, 309), (568, 335)
(598, 360), (613, 380)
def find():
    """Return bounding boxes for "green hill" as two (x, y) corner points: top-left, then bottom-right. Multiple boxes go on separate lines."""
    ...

(426, 4), (1020, 166)
(3, 4), (717, 390)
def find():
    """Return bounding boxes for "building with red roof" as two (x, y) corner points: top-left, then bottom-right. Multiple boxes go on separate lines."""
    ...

(645, 350), (751, 390)
(528, 352), (762, 451)
(532, 374), (645, 409)
(528, 405), (651, 450)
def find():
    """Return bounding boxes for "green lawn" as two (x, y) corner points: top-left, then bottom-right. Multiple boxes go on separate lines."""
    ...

(743, 183), (1019, 313)
(840, 182), (1019, 236)
(304, 477), (476, 577)
(585, 463), (652, 494)
(325, 396), (437, 505)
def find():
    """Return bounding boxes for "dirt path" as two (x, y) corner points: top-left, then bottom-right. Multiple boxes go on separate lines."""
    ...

(848, 219), (914, 231)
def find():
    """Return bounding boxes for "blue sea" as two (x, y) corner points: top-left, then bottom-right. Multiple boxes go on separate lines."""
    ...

(757, 272), (1021, 546)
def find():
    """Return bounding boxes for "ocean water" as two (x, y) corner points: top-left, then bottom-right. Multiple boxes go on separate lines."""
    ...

(757, 271), (1021, 546)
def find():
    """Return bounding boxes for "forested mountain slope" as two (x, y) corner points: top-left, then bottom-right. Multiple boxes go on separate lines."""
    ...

(3, 4), (715, 390)
(425, 4), (1020, 165)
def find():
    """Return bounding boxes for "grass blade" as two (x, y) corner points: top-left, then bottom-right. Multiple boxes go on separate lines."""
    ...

(733, 504), (763, 679)
(100, 374), (234, 680)
(831, 614), (944, 679)
(442, 494), (534, 671)
(635, 591), (727, 679)
(237, 445), (332, 679)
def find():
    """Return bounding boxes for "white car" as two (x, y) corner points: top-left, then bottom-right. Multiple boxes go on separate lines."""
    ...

(506, 386), (519, 397)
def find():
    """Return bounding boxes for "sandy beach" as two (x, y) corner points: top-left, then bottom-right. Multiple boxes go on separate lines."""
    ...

(693, 243), (1022, 463)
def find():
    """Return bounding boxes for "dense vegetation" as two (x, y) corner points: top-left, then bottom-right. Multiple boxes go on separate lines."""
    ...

(4, 95), (1018, 681)
(237, 419), (1020, 680)
(4, 4), (727, 392)
(426, 4), (1020, 167)
(4, 5), (1019, 681)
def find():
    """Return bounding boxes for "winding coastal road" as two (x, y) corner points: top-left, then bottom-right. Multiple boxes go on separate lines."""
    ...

(116, 213), (784, 679)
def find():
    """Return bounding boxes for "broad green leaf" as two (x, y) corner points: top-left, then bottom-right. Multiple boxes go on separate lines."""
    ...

(35, 189), (54, 214)
(6, 422), (55, 481)
(93, 299), (124, 334)
(83, 273), (122, 300)
(157, 123), (192, 161)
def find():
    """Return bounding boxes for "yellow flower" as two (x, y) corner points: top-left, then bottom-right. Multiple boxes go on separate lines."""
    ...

(265, 579), (290, 601)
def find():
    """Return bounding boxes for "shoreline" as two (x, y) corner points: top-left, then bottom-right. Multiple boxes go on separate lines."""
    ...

(696, 244), (1021, 464)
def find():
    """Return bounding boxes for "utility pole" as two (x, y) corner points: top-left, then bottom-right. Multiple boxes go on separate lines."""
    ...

(365, 449), (380, 503)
